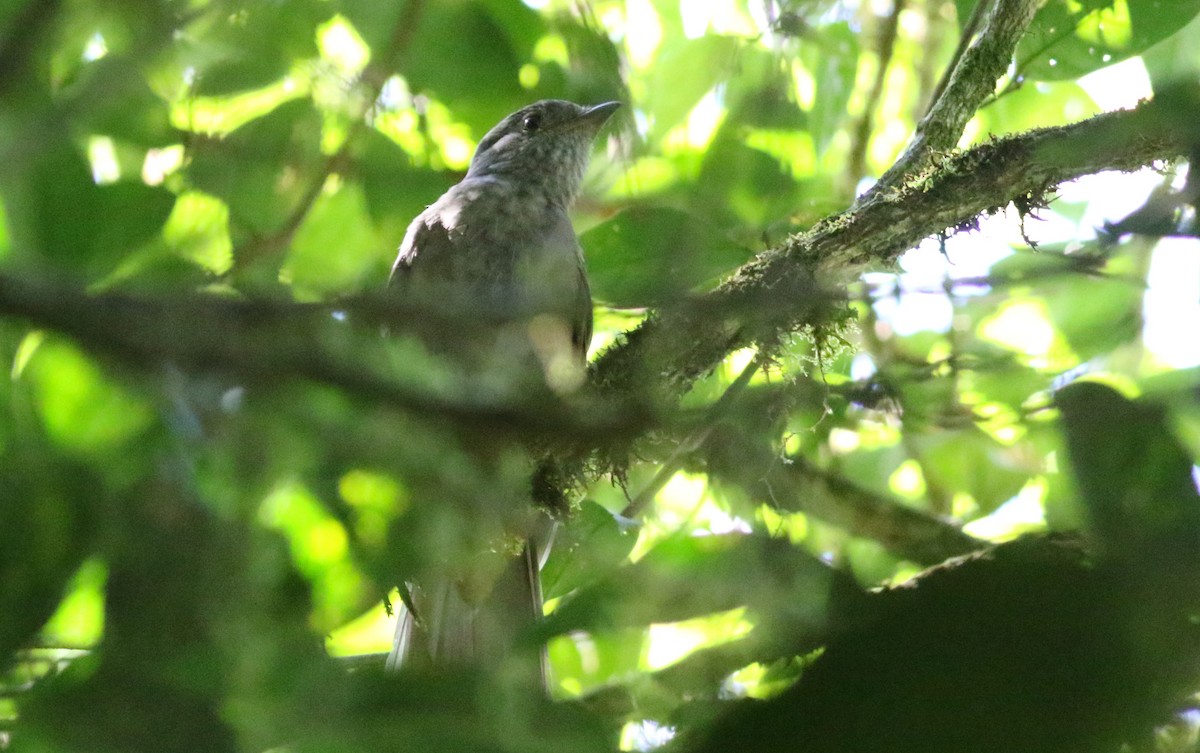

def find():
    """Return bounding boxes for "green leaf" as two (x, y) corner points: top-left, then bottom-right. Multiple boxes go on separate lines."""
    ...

(962, 359), (1046, 411)
(646, 35), (739, 141)
(541, 534), (840, 636)
(542, 501), (639, 601)
(1017, 0), (1200, 81)
(356, 129), (455, 250)
(910, 428), (1033, 515)
(545, 16), (626, 105)
(337, 0), (410, 54)
(982, 79), (1101, 134)
(1142, 9), (1200, 84)
(805, 22), (859, 154)
(0, 138), (175, 280)
(187, 98), (323, 234)
(185, 0), (325, 95)
(0, 451), (94, 661)
(24, 339), (155, 455)
(62, 57), (178, 147)
(548, 627), (647, 693)
(1055, 381), (1200, 554)
(401, 1), (538, 135)
(282, 181), (382, 297)
(697, 133), (807, 229)
(1042, 273), (1142, 360)
(582, 206), (748, 307)
(723, 48), (807, 131)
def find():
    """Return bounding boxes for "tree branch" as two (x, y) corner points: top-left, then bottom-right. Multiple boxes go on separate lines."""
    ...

(0, 276), (655, 444)
(591, 100), (1187, 414)
(771, 456), (985, 565)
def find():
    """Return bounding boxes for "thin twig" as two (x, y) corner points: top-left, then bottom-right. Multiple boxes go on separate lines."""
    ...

(865, 0), (1044, 195)
(621, 352), (767, 519)
(228, 0), (427, 272)
(777, 455), (985, 564)
(923, 0), (993, 119)
(846, 0), (907, 188)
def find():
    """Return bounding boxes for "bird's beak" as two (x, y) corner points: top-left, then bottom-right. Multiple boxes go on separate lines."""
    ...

(581, 101), (621, 129)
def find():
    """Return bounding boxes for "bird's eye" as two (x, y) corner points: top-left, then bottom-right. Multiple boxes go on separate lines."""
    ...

(522, 113), (542, 132)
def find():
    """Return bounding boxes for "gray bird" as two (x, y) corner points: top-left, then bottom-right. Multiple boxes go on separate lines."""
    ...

(385, 100), (620, 684)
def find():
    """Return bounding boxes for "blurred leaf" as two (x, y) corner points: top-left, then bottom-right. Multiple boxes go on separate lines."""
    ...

(1042, 274), (1142, 360)
(542, 501), (639, 600)
(549, 628), (647, 695)
(1142, 9), (1200, 84)
(805, 22), (858, 154)
(24, 339), (154, 455)
(833, 443), (913, 501)
(550, 16), (626, 104)
(337, 0), (408, 54)
(357, 128), (455, 244)
(722, 48), (806, 131)
(646, 35), (739, 140)
(184, 0), (325, 95)
(1055, 381), (1200, 554)
(260, 481), (371, 631)
(62, 56), (178, 146)
(162, 190), (233, 274)
(475, 0), (545, 60)
(0, 137), (175, 280)
(0, 450), (93, 662)
(696, 128), (805, 229)
(983, 79), (1100, 134)
(39, 559), (106, 648)
(187, 98), (323, 234)
(282, 181), (382, 298)
(583, 206), (748, 307)
(45, 0), (179, 90)
(402, 1), (540, 134)
(288, 667), (614, 753)
(962, 360), (1045, 410)
(910, 428), (1032, 514)
(541, 534), (840, 637)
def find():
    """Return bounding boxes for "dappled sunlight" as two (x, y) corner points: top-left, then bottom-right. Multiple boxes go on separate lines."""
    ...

(3, 0), (1199, 749)
(644, 609), (753, 672)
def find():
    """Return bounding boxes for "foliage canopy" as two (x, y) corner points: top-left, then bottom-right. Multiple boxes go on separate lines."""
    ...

(2, 0), (1200, 751)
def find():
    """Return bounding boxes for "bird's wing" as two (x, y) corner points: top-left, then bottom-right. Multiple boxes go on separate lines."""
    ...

(573, 252), (593, 362)
(542, 209), (594, 362)
(387, 207), (455, 288)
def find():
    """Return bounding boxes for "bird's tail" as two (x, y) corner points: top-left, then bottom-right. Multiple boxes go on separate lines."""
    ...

(387, 536), (550, 689)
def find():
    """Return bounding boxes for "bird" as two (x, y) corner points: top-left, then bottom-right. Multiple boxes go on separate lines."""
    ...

(383, 100), (620, 686)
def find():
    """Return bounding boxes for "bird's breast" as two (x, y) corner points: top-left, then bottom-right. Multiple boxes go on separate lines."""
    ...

(436, 183), (582, 312)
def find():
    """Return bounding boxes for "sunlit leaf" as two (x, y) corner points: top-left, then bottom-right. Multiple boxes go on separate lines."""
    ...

(23, 340), (154, 454)
(183, 0), (325, 95)
(283, 181), (383, 298)
(401, 1), (540, 135)
(187, 99), (323, 234)
(543, 501), (639, 600)
(646, 35), (739, 141)
(1017, 0), (1200, 80)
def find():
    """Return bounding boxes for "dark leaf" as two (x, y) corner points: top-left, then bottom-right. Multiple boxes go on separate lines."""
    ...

(582, 206), (748, 307)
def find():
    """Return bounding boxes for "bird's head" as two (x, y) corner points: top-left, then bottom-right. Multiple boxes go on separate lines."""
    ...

(466, 100), (620, 207)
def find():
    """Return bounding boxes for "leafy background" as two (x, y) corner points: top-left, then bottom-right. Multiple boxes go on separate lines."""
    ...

(1, 0), (1199, 751)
